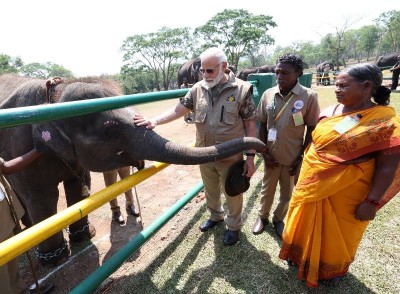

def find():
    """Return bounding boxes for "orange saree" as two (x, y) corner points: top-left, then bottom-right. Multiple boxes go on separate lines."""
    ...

(279, 106), (400, 287)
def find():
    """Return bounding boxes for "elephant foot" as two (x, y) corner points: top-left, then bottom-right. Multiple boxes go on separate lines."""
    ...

(68, 222), (96, 243)
(36, 240), (70, 266)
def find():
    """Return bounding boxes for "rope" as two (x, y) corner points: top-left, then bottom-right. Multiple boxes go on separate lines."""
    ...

(44, 76), (62, 103)
(132, 167), (144, 230)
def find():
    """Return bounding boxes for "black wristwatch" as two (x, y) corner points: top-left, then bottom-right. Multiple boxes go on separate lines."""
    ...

(245, 153), (256, 157)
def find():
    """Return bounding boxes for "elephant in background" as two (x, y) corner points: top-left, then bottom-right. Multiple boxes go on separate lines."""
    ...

(236, 65), (276, 81)
(177, 58), (237, 88)
(316, 61), (334, 86)
(375, 52), (400, 69)
(0, 74), (266, 266)
(177, 58), (201, 123)
(177, 58), (201, 89)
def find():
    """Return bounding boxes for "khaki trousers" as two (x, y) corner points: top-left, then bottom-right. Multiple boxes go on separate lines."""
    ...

(200, 154), (243, 231)
(0, 232), (27, 294)
(103, 167), (134, 210)
(258, 163), (294, 222)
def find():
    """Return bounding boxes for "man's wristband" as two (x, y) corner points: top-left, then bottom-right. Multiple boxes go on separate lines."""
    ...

(246, 153), (256, 157)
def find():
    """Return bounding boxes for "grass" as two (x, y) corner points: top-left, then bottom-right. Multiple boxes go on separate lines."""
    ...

(107, 88), (400, 294)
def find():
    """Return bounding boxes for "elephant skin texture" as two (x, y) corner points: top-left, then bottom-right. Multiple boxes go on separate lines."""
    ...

(236, 65), (276, 81)
(375, 52), (400, 69)
(0, 74), (265, 266)
(177, 58), (201, 88)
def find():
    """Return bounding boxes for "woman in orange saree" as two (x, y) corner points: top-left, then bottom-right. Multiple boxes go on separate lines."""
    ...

(279, 63), (400, 288)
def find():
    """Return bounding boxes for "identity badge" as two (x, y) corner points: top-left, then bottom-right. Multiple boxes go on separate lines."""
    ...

(333, 115), (360, 134)
(292, 111), (304, 126)
(268, 128), (277, 141)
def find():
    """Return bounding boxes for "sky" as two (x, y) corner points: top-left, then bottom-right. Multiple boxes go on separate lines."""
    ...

(1, 0), (399, 77)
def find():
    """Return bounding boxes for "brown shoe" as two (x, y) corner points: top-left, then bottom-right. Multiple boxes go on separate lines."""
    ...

(252, 217), (269, 235)
(126, 204), (140, 217)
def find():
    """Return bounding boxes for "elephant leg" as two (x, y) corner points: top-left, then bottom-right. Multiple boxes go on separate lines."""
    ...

(27, 186), (71, 266)
(64, 171), (96, 243)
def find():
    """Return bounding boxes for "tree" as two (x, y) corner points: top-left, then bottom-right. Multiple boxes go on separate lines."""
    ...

(265, 42), (321, 69)
(358, 26), (380, 60)
(120, 65), (156, 94)
(47, 63), (74, 78)
(343, 29), (362, 61)
(194, 9), (276, 70)
(246, 44), (274, 67)
(121, 27), (194, 91)
(0, 54), (23, 74)
(374, 10), (400, 54)
(21, 62), (73, 78)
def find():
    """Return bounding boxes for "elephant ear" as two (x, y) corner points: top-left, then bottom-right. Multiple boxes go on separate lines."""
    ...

(32, 122), (76, 162)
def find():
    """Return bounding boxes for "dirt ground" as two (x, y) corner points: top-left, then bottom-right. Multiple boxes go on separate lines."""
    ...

(19, 99), (205, 293)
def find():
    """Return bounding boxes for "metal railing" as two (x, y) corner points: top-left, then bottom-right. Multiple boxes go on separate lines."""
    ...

(0, 89), (188, 128)
(70, 181), (205, 294)
(0, 88), (190, 265)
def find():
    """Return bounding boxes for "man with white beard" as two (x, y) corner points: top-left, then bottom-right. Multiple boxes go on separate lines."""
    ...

(134, 47), (257, 246)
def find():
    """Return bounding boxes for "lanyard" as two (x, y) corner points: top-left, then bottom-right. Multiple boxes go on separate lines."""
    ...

(272, 92), (295, 124)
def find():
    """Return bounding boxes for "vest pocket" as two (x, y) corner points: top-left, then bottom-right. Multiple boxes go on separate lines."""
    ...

(222, 104), (238, 125)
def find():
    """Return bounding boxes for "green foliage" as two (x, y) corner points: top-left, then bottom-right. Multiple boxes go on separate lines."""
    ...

(267, 42), (323, 69)
(194, 9), (276, 70)
(374, 10), (400, 53)
(358, 26), (380, 60)
(0, 54), (23, 74)
(343, 29), (362, 61)
(20, 62), (74, 78)
(121, 27), (194, 91)
(46, 63), (74, 78)
(120, 65), (156, 94)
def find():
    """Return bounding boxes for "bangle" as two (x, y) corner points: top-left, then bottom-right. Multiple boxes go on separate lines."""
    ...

(364, 198), (379, 206)
(246, 153), (256, 157)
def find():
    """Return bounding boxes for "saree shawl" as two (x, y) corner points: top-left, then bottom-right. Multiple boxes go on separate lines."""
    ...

(279, 106), (400, 287)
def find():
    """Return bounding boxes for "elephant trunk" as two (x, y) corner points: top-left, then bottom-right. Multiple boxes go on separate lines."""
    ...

(136, 130), (266, 165)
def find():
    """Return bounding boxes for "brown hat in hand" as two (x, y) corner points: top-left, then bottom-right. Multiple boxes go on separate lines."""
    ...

(225, 160), (250, 197)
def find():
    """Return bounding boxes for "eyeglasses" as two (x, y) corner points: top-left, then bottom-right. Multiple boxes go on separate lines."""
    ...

(199, 63), (221, 74)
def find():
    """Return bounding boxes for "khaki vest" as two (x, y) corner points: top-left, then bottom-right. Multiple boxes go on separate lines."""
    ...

(191, 74), (253, 147)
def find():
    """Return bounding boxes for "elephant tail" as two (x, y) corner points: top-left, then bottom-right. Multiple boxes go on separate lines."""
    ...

(140, 132), (266, 165)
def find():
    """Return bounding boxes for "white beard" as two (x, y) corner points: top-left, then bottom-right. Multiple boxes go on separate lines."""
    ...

(203, 68), (224, 89)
